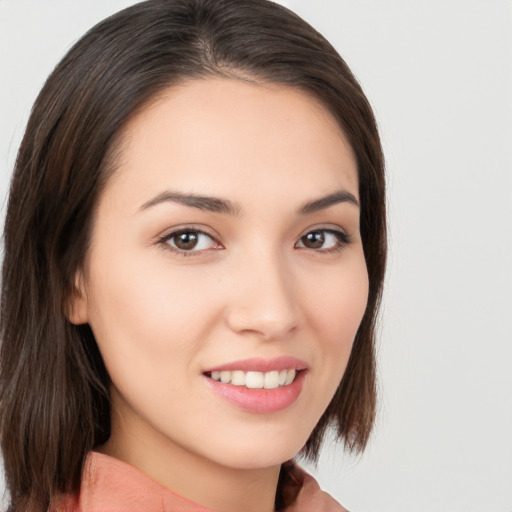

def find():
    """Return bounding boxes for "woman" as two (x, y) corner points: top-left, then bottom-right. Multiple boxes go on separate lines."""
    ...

(0, 1), (386, 511)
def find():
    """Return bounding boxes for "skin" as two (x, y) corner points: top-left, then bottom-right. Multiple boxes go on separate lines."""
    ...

(69, 78), (368, 512)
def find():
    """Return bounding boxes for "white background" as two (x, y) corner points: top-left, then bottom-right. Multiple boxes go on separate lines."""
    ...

(1, 1), (511, 511)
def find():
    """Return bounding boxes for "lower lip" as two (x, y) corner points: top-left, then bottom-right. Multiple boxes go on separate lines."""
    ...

(203, 371), (306, 414)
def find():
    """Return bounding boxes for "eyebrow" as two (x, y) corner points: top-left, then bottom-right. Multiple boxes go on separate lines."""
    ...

(140, 191), (240, 215)
(298, 190), (359, 214)
(139, 189), (359, 215)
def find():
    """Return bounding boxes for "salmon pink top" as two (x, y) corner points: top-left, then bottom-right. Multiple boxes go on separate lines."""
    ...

(51, 451), (347, 512)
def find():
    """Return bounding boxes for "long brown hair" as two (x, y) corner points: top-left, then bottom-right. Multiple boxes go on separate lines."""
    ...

(0, 0), (386, 510)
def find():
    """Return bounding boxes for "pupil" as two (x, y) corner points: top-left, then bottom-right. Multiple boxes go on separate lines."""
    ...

(175, 232), (198, 250)
(304, 231), (324, 249)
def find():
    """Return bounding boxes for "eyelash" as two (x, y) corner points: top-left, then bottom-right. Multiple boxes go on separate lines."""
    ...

(157, 227), (350, 257)
(157, 228), (221, 258)
(296, 228), (350, 254)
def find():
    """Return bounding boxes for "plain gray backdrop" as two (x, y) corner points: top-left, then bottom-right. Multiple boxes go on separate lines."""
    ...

(1, 1), (511, 511)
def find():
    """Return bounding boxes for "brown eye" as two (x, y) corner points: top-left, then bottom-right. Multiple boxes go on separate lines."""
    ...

(296, 229), (348, 251)
(300, 231), (325, 249)
(173, 231), (199, 250)
(165, 230), (217, 252)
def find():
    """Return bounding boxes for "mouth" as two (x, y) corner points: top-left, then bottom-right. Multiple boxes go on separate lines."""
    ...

(202, 357), (308, 413)
(204, 369), (300, 389)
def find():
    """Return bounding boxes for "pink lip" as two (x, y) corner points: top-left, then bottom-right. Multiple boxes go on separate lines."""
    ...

(204, 356), (308, 373)
(203, 369), (307, 414)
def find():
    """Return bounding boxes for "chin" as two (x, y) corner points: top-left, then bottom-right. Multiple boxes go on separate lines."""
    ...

(200, 426), (310, 470)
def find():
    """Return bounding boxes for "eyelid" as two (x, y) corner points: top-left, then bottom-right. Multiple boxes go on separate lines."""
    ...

(154, 223), (351, 257)
(297, 224), (350, 240)
(295, 225), (351, 251)
(156, 223), (221, 242)
(156, 225), (224, 256)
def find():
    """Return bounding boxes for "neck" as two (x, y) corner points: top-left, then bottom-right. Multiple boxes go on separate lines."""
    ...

(99, 411), (281, 512)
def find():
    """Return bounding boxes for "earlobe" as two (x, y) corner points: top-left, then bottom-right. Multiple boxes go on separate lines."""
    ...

(66, 272), (89, 325)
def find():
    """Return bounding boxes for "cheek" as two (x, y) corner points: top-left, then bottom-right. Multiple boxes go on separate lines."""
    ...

(328, 269), (368, 344)
(308, 251), (369, 343)
(303, 250), (369, 386)
(84, 250), (224, 378)
(84, 256), (228, 437)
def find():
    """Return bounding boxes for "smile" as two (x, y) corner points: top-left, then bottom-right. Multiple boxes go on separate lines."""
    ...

(203, 363), (307, 414)
(207, 369), (297, 389)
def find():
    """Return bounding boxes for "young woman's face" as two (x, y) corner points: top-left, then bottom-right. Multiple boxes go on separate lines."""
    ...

(73, 78), (368, 471)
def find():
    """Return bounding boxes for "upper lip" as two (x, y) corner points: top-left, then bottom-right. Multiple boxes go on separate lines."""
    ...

(204, 356), (308, 373)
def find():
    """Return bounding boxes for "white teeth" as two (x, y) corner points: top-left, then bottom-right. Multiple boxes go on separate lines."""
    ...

(284, 369), (296, 385)
(246, 371), (264, 389)
(209, 369), (298, 389)
(264, 370), (280, 389)
(231, 370), (245, 386)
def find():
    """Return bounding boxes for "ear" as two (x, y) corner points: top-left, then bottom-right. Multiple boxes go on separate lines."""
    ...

(66, 271), (89, 325)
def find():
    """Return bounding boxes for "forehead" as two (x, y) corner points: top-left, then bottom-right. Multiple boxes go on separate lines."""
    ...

(102, 78), (358, 213)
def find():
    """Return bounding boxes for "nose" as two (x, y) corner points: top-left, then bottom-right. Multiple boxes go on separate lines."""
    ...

(225, 248), (299, 341)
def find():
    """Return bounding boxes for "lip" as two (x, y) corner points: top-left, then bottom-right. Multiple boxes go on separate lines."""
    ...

(203, 368), (307, 414)
(203, 356), (308, 373)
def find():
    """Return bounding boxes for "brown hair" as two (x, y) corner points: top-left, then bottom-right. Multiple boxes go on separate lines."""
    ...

(0, 0), (386, 510)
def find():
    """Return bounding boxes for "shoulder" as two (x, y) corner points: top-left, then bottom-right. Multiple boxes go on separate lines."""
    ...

(49, 451), (211, 512)
(49, 453), (349, 512)
(282, 462), (350, 512)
